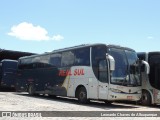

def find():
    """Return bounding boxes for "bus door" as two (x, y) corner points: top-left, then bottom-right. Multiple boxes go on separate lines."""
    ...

(98, 59), (109, 99)
(149, 55), (160, 102)
(154, 64), (160, 101)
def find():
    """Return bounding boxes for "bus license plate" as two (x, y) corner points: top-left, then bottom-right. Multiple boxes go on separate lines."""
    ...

(127, 96), (133, 100)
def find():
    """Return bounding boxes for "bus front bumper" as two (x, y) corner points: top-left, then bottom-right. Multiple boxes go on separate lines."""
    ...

(108, 92), (141, 101)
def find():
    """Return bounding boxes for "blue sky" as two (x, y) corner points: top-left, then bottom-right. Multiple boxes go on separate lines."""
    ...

(0, 0), (160, 53)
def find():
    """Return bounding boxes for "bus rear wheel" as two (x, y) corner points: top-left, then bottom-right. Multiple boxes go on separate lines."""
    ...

(28, 84), (35, 96)
(141, 90), (151, 106)
(77, 87), (88, 104)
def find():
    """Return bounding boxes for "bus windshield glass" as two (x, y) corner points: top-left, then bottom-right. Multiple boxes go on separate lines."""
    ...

(0, 63), (2, 71)
(125, 50), (141, 86)
(149, 54), (160, 90)
(0, 63), (2, 79)
(108, 48), (140, 86)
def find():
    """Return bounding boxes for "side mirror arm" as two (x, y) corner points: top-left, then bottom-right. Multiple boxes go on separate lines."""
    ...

(106, 54), (115, 71)
(142, 60), (150, 74)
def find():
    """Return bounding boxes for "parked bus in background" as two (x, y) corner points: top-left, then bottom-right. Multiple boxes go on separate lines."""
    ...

(0, 59), (18, 89)
(16, 44), (148, 104)
(138, 52), (160, 106)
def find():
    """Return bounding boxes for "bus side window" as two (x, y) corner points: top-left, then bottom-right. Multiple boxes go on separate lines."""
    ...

(50, 53), (62, 67)
(40, 55), (50, 68)
(32, 57), (40, 69)
(74, 48), (90, 66)
(61, 51), (74, 67)
(98, 60), (108, 83)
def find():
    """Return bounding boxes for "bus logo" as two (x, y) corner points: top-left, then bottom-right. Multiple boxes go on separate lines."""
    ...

(59, 69), (84, 76)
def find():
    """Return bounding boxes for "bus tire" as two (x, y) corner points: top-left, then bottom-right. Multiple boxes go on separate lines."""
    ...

(49, 95), (57, 98)
(141, 90), (151, 106)
(104, 100), (112, 105)
(28, 84), (35, 96)
(77, 87), (88, 104)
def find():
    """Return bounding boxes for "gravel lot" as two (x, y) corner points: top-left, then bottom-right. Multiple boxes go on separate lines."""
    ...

(0, 92), (160, 120)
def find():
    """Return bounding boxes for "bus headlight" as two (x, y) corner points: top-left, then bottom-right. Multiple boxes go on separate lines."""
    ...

(110, 88), (122, 93)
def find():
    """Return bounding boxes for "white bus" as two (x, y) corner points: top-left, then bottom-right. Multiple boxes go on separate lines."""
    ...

(16, 44), (147, 104)
(138, 52), (160, 105)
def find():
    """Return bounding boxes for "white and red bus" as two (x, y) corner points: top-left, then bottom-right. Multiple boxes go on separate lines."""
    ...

(138, 52), (160, 105)
(16, 44), (146, 104)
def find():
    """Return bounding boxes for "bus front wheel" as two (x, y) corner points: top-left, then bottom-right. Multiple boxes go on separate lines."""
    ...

(77, 87), (88, 104)
(104, 100), (112, 105)
(141, 90), (151, 106)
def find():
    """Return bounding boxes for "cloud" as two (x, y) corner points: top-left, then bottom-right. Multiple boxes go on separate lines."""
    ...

(7, 22), (64, 41)
(52, 34), (64, 41)
(147, 36), (154, 39)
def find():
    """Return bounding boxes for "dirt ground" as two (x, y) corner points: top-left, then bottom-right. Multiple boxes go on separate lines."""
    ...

(0, 92), (159, 120)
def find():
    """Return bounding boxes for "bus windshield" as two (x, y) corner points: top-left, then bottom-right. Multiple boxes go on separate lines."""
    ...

(125, 50), (141, 86)
(0, 63), (2, 79)
(108, 48), (140, 86)
(149, 54), (160, 90)
(0, 63), (2, 71)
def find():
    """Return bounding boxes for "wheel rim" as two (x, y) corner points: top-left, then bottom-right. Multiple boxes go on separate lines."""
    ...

(142, 93), (147, 101)
(79, 91), (85, 100)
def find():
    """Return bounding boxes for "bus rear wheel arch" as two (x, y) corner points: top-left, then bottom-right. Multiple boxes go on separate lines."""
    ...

(76, 86), (89, 104)
(141, 90), (151, 106)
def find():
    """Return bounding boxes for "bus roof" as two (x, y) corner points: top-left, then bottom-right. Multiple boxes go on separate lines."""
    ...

(18, 43), (135, 60)
(138, 51), (160, 55)
(0, 49), (36, 61)
(1, 59), (18, 63)
(149, 51), (160, 54)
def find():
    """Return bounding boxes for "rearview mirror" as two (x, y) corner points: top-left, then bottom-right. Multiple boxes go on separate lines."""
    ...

(141, 60), (150, 74)
(106, 54), (115, 71)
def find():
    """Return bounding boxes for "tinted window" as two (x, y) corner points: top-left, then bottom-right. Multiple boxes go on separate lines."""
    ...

(18, 60), (22, 69)
(108, 48), (127, 78)
(91, 45), (106, 80)
(0, 63), (2, 70)
(61, 51), (75, 67)
(0, 63), (2, 79)
(74, 47), (90, 66)
(5, 62), (17, 69)
(32, 56), (40, 68)
(50, 53), (62, 67)
(92, 45), (106, 66)
(19, 55), (51, 69)
(19, 58), (33, 69)
(137, 53), (146, 61)
(126, 50), (141, 85)
(40, 55), (50, 68)
(98, 60), (108, 83)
